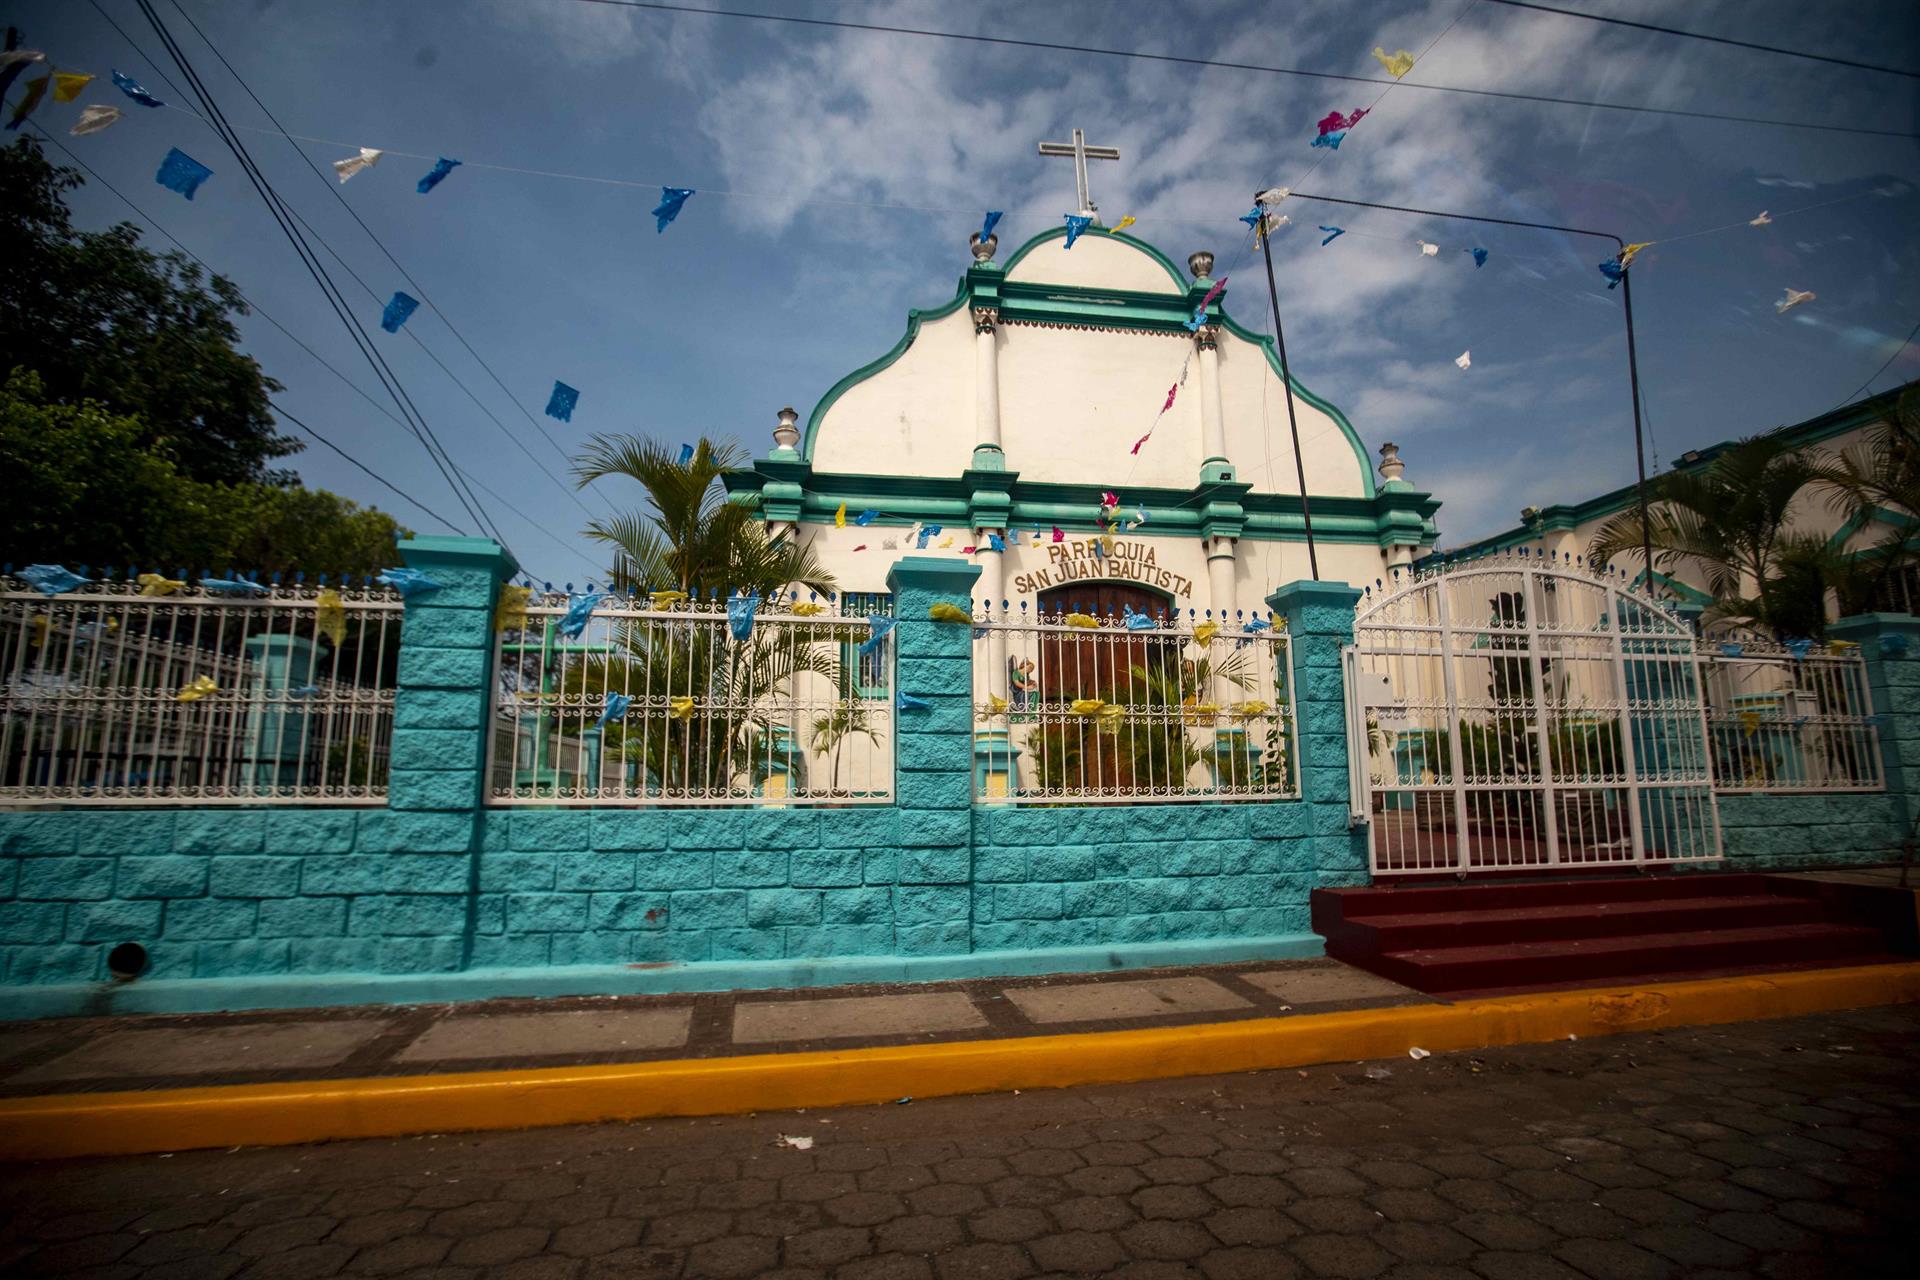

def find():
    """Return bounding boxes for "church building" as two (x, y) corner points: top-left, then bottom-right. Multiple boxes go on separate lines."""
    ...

(725, 135), (1440, 619)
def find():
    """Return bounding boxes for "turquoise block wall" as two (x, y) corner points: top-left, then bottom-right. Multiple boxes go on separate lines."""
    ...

(2, 540), (1910, 1016)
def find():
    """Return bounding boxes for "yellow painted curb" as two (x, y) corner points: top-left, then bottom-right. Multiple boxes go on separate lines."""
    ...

(4, 962), (1917, 1161)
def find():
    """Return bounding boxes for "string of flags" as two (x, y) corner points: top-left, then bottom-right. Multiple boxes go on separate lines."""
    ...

(1312, 107), (1368, 150)
(417, 157), (460, 194)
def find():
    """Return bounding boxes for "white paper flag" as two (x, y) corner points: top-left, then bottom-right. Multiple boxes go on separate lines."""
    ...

(69, 105), (122, 136)
(332, 147), (383, 183)
(1455, 350), (1472, 370)
(1749, 211), (1772, 226)
(0, 50), (46, 68)
(1775, 288), (1815, 314)
(1418, 240), (1440, 257)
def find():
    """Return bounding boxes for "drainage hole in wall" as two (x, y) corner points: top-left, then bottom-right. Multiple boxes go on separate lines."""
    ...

(107, 942), (149, 980)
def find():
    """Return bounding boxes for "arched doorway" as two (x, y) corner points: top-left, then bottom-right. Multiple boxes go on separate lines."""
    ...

(1030, 582), (1181, 791)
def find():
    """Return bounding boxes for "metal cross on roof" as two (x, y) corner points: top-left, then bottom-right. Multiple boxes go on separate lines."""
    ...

(1038, 128), (1120, 224)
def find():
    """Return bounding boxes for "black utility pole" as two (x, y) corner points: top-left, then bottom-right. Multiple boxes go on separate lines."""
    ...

(1256, 193), (1321, 581)
(1281, 190), (1658, 594)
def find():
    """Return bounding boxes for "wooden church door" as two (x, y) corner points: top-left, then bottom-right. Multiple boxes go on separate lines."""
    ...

(1034, 583), (1179, 791)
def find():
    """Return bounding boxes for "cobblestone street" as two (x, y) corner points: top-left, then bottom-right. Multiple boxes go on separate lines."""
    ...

(3, 1005), (1915, 1280)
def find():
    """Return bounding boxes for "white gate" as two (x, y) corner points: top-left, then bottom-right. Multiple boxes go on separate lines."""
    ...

(1347, 556), (1721, 876)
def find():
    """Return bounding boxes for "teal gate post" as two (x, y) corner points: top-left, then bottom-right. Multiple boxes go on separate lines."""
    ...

(886, 556), (983, 957)
(382, 536), (518, 972)
(1269, 580), (1367, 888)
(1828, 611), (1920, 839)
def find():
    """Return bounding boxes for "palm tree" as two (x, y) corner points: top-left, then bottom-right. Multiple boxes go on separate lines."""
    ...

(559, 435), (843, 798)
(572, 436), (833, 599)
(1588, 432), (1825, 635)
(1809, 385), (1920, 615)
(809, 701), (881, 794)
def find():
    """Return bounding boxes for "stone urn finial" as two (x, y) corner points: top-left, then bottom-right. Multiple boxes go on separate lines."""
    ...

(1188, 251), (1215, 280)
(1378, 442), (1406, 484)
(970, 232), (999, 262)
(772, 407), (800, 452)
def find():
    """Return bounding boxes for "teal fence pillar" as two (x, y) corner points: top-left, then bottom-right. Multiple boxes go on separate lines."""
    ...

(1828, 611), (1920, 840)
(886, 557), (982, 956)
(1269, 580), (1367, 888)
(383, 536), (518, 972)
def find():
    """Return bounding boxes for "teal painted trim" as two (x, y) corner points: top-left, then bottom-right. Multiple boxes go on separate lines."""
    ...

(1633, 568), (1714, 604)
(801, 289), (970, 462)
(1454, 384), (1907, 558)
(998, 223), (1191, 292)
(0, 934), (1326, 1019)
(1218, 313), (1377, 501)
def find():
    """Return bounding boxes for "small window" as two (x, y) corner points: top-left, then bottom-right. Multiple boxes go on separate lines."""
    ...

(841, 640), (888, 699)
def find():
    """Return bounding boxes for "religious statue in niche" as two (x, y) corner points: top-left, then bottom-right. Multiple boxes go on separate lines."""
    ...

(1009, 657), (1038, 710)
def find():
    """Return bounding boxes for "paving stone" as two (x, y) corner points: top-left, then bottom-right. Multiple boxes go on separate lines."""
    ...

(1238, 966), (1421, 1005)
(933, 1241), (1038, 1279)
(1005, 977), (1250, 1024)
(397, 1008), (691, 1061)
(732, 993), (986, 1043)
(1289, 1231), (1395, 1277)
(445, 1226), (551, 1266)
(1029, 1231), (1130, 1274)
(17, 1020), (388, 1081)
(1549, 1237), (1681, 1280)
(1199, 1245), (1302, 1279)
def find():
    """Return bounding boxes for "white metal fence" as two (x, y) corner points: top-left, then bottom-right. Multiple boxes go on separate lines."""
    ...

(1700, 639), (1884, 792)
(488, 591), (894, 806)
(1350, 557), (1722, 875)
(970, 606), (1297, 803)
(0, 572), (400, 805)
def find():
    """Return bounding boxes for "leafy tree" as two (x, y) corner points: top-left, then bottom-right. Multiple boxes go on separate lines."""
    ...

(1, 368), (404, 574)
(1810, 385), (1920, 614)
(0, 137), (295, 485)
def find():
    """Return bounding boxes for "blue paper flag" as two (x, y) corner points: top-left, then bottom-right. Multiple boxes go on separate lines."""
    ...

(416, 157), (460, 194)
(1598, 256), (1626, 289)
(727, 593), (760, 641)
(1063, 214), (1091, 249)
(381, 292), (420, 334)
(854, 509), (878, 527)
(916, 524), (941, 550)
(1470, 247), (1488, 268)
(155, 148), (212, 200)
(18, 564), (88, 596)
(377, 567), (442, 598)
(652, 187), (695, 232)
(559, 591), (606, 639)
(111, 70), (163, 108)
(1239, 207), (1263, 230)
(545, 381), (579, 423)
(859, 615), (896, 659)
(199, 577), (268, 596)
(595, 693), (632, 727)
(1318, 226), (1345, 247)
(1311, 130), (1346, 150)
(1719, 642), (1744, 658)
(1244, 617), (1273, 634)
(1122, 607), (1156, 632)
(1784, 637), (1812, 660)
(987, 533), (1005, 552)
(898, 691), (932, 712)
(981, 210), (1003, 242)
(678, 443), (695, 465)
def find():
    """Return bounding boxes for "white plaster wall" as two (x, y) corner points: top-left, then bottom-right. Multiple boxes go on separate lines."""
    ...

(997, 327), (1200, 488)
(1216, 328), (1370, 499)
(810, 307), (976, 477)
(1004, 234), (1184, 293)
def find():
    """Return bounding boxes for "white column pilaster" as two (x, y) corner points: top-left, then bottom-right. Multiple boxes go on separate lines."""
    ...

(1197, 328), (1228, 478)
(973, 309), (1002, 459)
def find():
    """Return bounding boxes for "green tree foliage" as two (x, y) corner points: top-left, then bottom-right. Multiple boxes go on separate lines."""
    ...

(1811, 385), (1920, 614)
(1, 369), (403, 573)
(0, 137), (296, 485)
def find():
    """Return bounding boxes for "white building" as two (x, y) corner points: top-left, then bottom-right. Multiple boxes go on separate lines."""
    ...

(725, 218), (1440, 621)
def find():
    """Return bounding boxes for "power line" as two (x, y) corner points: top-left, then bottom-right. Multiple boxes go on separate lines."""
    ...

(1832, 318), (1920, 410)
(25, 124), (588, 571)
(267, 400), (467, 534)
(565, 0), (1918, 139)
(131, 0), (513, 555)
(1481, 0), (1920, 80)
(166, 0), (602, 519)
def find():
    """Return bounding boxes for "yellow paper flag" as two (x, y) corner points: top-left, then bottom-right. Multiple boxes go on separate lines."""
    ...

(52, 72), (93, 103)
(928, 602), (970, 623)
(1070, 698), (1107, 716)
(1064, 613), (1100, 628)
(29, 615), (47, 648)
(137, 573), (185, 597)
(649, 589), (689, 608)
(1114, 216), (1136, 232)
(1618, 242), (1653, 270)
(175, 675), (218, 703)
(493, 584), (531, 634)
(1372, 46), (1415, 78)
(1193, 621), (1220, 645)
(1231, 700), (1270, 719)
(835, 502), (847, 529)
(791, 602), (825, 616)
(668, 696), (696, 721)
(1739, 710), (1761, 737)
(314, 588), (347, 648)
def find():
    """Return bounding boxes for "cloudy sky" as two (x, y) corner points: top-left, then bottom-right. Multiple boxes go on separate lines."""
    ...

(13, 0), (1920, 584)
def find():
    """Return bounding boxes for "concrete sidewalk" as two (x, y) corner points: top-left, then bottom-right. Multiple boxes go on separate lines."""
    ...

(0, 959), (1429, 1097)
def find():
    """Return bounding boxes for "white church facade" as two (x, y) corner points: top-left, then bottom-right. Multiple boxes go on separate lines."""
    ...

(725, 221), (1441, 619)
